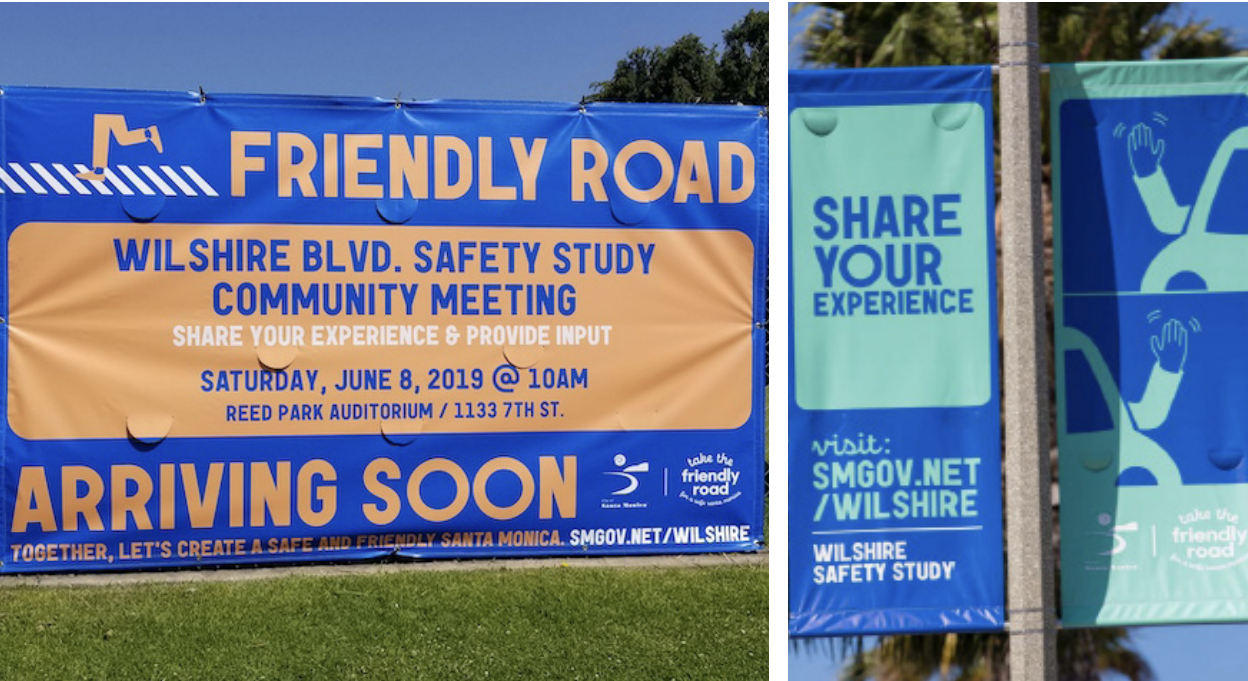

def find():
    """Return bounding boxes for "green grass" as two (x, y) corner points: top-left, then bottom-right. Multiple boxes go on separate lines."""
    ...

(0, 564), (765, 680)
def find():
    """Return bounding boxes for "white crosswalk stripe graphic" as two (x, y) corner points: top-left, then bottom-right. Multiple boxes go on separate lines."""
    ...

(8, 163), (47, 194)
(101, 168), (135, 196)
(0, 167), (25, 193)
(160, 165), (196, 196)
(117, 165), (155, 195)
(0, 162), (219, 197)
(140, 165), (176, 196)
(29, 163), (69, 195)
(53, 164), (93, 194)
(72, 165), (114, 195)
(181, 166), (219, 197)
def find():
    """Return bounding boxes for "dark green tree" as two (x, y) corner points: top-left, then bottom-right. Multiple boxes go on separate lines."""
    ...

(794, 3), (1240, 68)
(792, 3), (1243, 681)
(719, 9), (770, 105)
(794, 3), (998, 68)
(586, 9), (768, 105)
(1040, 3), (1240, 62)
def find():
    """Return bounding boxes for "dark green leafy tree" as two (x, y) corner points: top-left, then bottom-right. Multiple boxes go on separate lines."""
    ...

(1041, 3), (1240, 62)
(792, 3), (1243, 681)
(794, 3), (1241, 68)
(587, 9), (768, 105)
(795, 3), (998, 68)
(719, 9), (770, 105)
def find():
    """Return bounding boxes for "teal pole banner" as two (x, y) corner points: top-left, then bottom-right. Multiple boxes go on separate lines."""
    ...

(1054, 58), (1248, 626)
(789, 66), (1003, 635)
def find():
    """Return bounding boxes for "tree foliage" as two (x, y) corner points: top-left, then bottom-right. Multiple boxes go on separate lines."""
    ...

(831, 627), (1155, 681)
(1040, 3), (1241, 62)
(795, 3), (999, 68)
(587, 9), (767, 105)
(793, 3), (1242, 68)
(719, 9), (770, 105)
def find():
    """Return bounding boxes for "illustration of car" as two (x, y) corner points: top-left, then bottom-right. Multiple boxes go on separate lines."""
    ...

(1059, 326), (1183, 488)
(1138, 125), (1248, 292)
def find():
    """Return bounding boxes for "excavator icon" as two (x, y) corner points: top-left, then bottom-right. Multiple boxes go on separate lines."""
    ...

(75, 114), (162, 182)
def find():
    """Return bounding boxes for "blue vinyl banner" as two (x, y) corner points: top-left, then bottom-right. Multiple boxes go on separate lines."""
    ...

(0, 87), (766, 572)
(1054, 58), (1248, 626)
(788, 66), (1003, 635)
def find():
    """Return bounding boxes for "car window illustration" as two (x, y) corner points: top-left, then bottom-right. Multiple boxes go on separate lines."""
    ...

(1060, 320), (1186, 488)
(1206, 149), (1248, 235)
(1134, 124), (1248, 292)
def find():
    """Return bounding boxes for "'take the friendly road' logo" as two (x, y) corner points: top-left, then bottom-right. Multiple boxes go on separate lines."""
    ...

(678, 451), (742, 508)
(1169, 506), (1248, 570)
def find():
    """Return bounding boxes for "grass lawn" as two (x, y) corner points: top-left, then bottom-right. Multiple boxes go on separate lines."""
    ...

(0, 563), (765, 680)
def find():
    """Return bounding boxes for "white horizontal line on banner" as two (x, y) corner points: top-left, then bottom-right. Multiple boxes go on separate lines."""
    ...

(812, 525), (984, 535)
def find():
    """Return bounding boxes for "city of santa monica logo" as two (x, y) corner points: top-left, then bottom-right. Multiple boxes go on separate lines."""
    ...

(601, 454), (650, 510)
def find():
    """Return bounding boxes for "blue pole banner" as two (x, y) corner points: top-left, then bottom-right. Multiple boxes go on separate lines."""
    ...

(1053, 58), (1248, 626)
(788, 67), (1004, 635)
(0, 87), (767, 572)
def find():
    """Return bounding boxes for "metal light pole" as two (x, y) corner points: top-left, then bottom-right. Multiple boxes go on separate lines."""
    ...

(998, 3), (1058, 681)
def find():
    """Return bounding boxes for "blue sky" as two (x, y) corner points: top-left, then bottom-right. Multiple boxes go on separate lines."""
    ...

(0, 2), (765, 101)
